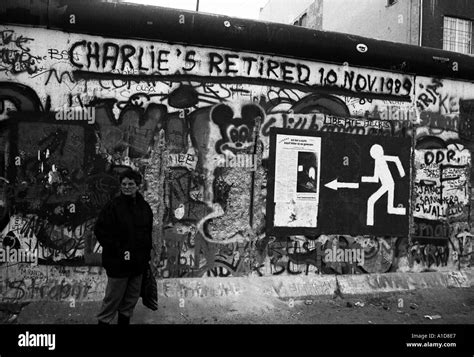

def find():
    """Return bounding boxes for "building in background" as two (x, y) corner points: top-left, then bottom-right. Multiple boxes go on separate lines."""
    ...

(258, 0), (315, 25)
(259, 0), (474, 55)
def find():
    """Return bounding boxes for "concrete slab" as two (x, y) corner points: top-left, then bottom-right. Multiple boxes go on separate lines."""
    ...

(446, 270), (471, 288)
(157, 275), (338, 299)
(462, 268), (474, 286)
(337, 271), (470, 295)
(1, 265), (473, 303)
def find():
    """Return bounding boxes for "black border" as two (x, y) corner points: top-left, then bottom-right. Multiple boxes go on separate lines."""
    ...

(0, 324), (472, 355)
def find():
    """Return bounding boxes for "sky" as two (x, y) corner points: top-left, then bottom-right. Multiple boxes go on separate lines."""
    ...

(123, 0), (269, 20)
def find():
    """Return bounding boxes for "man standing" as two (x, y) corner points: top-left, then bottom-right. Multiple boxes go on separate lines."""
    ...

(95, 170), (153, 324)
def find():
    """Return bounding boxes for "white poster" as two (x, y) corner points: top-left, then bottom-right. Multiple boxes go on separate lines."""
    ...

(274, 134), (321, 227)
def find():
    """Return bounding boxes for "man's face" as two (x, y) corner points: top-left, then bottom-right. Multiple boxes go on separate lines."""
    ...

(120, 177), (138, 196)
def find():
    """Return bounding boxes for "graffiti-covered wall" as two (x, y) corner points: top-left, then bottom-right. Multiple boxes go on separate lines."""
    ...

(0, 12), (473, 302)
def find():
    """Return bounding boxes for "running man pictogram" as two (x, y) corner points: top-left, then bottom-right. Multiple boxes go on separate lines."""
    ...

(361, 144), (406, 226)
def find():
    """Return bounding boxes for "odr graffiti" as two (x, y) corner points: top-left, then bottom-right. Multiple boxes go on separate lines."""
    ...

(414, 145), (470, 220)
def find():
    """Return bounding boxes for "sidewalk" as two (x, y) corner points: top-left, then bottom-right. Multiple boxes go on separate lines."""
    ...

(12, 286), (474, 324)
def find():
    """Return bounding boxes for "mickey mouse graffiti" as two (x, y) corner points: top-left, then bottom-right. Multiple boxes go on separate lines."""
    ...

(211, 103), (264, 155)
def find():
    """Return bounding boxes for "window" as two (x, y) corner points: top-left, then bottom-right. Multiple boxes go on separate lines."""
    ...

(443, 16), (472, 54)
(387, 0), (398, 6)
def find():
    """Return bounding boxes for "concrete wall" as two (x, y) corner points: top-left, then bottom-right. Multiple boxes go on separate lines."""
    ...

(292, 1), (323, 30)
(259, 0), (315, 24)
(0, 17), (473, 303)
(321, 0), (420, 45)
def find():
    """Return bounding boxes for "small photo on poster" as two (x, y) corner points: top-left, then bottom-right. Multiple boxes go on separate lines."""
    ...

(273, 134), (321, 228)
(296, 151), (318, 194)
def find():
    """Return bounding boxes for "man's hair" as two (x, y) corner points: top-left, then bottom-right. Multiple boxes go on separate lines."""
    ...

(119, 170), (142, 186)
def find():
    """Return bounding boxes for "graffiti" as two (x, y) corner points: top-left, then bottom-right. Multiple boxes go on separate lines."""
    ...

(168, 149), (197, 171)
(70, 40), (177, 72)
(198, 83), (232, 102)
(322, 69), (412, 96)
(416, 79), (460, 116)
(0, 83), (124, 266)
(263, 93), (350, 116)
(0, 215), (96, 264)
(0, 264), (106, 303)
(282, 239), (326, 275)
(459, 99), (474, 142)
(354, 237), (396, 274)
(31, 68), (76, 87)
(83, 173), (120, 213)
(0, 82), (43, 113)
(416, 78), (445, 111)
(0, 276), (99, 302)
(93, 98), (166, 158)
(414, 145), (470, 220)
(264, 236), (366, 276)
(209, 53), (312, 84)
(450, 225), (473, 268)
(48, 48), (77, 62)
(208, 237), (267, 277)
(261, 113), (409, 137)
(12, 121), (87, 210)
(414, 77), (471, 135)
(414, 219), (450, 239)
(319, 116), (408, 138)
(367, 104), (418, 122)
(262, 113), (319, 135)
(266, 88), (302, 111)
(409, 242), (449, 268)
(158, 226), (228, 278)
(165, 112), (188, 153)
(158, 226), (199, 278)
(166, 169), (212, 224)
(205, 166), (257, 242)
(420, 111), (460, 132)
(0, 30), (43, 75)
(161, 280), (241, 298)
(259, 113), (411, 160)
(67, 33), (414, 98)
(211, 103), (264, 155)
(456, 231), (473, 267)
(157, 223), (270, 278)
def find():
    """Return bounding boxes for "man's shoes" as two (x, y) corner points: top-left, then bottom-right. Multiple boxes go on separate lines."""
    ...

(117, 313), (130, 325)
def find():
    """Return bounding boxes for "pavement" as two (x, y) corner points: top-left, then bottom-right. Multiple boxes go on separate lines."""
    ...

(0, 268), (473, 324)
(6, 286), (474, 324)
